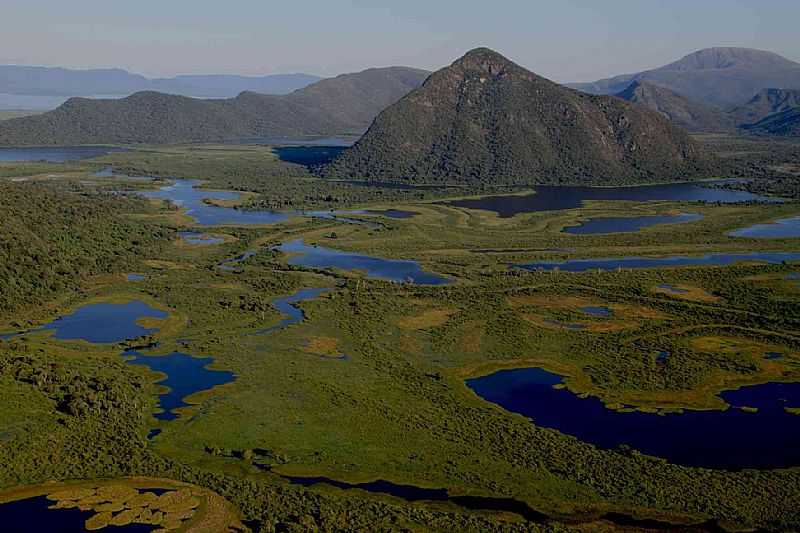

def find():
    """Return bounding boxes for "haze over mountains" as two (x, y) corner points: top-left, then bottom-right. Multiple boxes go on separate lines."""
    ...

(325, 48), (713, 185)
(570, 47), (800, 108)
(0, 65), (322, 99)
(0, 67), (429, 145)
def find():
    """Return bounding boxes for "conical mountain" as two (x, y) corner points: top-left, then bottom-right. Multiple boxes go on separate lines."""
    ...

(324, 48), (714, 185)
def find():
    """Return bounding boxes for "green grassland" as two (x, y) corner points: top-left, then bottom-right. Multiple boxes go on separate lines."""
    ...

(2, 148), (800, 531)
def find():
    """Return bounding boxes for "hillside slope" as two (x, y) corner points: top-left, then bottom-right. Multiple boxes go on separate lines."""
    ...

(324, 48), (714, 185)
(0, 67), (430, 145)
(728, 88), (800, 126)
(742, 108), (800, 136)
(615, 80), (734, 132)
(570, 47), (800, 107)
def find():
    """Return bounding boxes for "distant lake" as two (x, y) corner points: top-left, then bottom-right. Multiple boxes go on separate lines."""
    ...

(564, 213), (703, 235)
(273, 146), (348, 166)
(447, 182), (775, 217)
(0, 145), (127, 162)
(729, 216), (800, 238)
(276, 239), (450, 285)
(517, 252), (800, 272)
(467, 367), (800, 469)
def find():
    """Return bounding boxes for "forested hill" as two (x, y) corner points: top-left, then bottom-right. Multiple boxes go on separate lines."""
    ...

(323, 48), (715, 185)
(0, 67), (429, 145)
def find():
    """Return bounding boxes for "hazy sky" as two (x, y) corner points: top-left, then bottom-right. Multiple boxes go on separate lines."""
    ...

(2, 0), (799, 82)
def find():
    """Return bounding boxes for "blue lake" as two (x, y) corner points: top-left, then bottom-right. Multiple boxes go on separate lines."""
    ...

(142, 179), (289, 226)
(126, 351), (235, 421)
(276, 239), (450, 285)
(0, 495), (153, 532)
(729, 216), (800, 238)
(447, 182), (774, 218)
(273, 146), (347, 166)
(517, 252), (800, 272)
(564, 213), (703, 235)
(0, 146), (126, 162)
(127, 273), (146, 282)
(24, 301), (167, 344)
(178, 231), (225, 245)
(467, 367), (800, 469)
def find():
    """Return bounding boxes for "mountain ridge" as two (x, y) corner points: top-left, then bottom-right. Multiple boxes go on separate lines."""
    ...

(0, 67), (430, 145)
(570, 47), (800, 107)
(0, 64), (322, 98)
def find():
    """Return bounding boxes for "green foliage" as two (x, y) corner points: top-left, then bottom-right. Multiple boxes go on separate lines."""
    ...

(0, 180), (171, 315)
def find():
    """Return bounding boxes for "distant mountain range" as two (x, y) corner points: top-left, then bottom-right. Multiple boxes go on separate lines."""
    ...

(615, 80), (734, 133)
(570, 47), (800, 108)
(0, 65), (322, 99)
(742, 107), (800, 136)
(0, 67), (430, 145)
(615, 82), (800, 135)
(324, 48), (714, 185)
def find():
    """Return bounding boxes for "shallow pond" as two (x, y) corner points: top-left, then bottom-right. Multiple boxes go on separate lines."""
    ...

(127, 274), (146, 282)
(125, 351), (235, 421)
(142, 179), (289, 226)
(657, 283), (688, 294)
(580, 306), (612, 317)
(283, 475), (547, 522)
(0, 146), (126, 162)
(517, 252), (800, 272)
(729, 216), (800, 238)
(447, 182), (774, 217)
(276, 239), (449, 285)
(2, 301), (168, 344)
(282, 475), (721, 529)
(218, 250), (257, 271)
(564, 213), (703, 235)
(0, 495), (154, 532)
(467, 367), (800, 469)
(178, 231), (225, 245)
(254, 288), (330, 335)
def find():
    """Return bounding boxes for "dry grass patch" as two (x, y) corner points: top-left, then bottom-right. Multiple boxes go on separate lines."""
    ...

(459, 320), (485, 353)
(303, 336), (341, 357)
(652, 284), (720, 303)
(396, 307), (457, 330)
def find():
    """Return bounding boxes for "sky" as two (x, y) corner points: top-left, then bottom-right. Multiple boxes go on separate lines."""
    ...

(1, 0), (799, 83)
